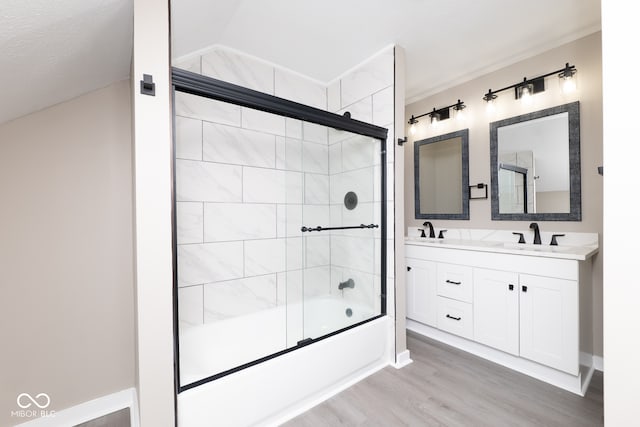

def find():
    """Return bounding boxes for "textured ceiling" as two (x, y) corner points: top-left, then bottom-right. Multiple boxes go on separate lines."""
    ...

(1, 0), (599, 125)
(0, 0), (133, 125)
(172, 0), (601, 103)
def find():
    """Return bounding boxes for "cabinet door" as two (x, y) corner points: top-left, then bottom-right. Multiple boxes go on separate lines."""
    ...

(473, 268), (519, 355)
(519, 274), (578, 375)
(406, 258), (437, 326)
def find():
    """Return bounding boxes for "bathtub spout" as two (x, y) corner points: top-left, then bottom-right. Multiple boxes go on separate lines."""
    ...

(338, 278), (355, 290)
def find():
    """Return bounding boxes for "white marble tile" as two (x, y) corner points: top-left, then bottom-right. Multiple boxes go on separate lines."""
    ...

(339, 268), (375, 310)
(175, 116), (202, 160)
(243, 167), (286, 203)
(303, 266), (331, 297)
(372, 86), (394, 126)
(330, 167), (374, 204)
(304, 173), (330, 204)
(303, 122), (328, 145)
(286, 269), (303, 303)
(203, 203), (276, 242)
(277, 204), (286, 238)
(327, 80), (341, 112)
(173, 55), (201, 74)
(201, 49), (274, 94)
(245, 238), (286, 275)
(302, 205), (330, 229)
(277, 272), (287, 305)
(285, 138), (302, 171)
(177, 242), (243, 286)
(275, 70), (327, 110)
(203, 275), (277, 321)
(329, 128), (354, 145)
(330, 266), (344, 296)
(175, 92), (241, 126)
(341, 48), (394, 107)
(286, 118), (303, 139)
(305, 235), (330, 267)
(176, 160), (242, 202)
(286, 204), (303, 236)
(302, 141), (328, 174)
(177, 202), (203, 244)
(241, 107), (286, 136)
(276, 137), (286, 169)
(343, 202), (375, 237)
(330, 235), (375, 273)
(286, 237), (303, 270)
(339, 96), (373, 124)
(286, 172), (304, 204)
(329, 143), (342, 175)
(342, 135), (376, 171)
(203, 122), (275, 168)
(330, 204), (343, 229)
(178, 285), (203, 326)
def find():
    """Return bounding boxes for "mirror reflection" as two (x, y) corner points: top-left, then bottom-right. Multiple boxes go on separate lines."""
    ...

(490, 102), (581, 221)
(414, 129), (469, 220)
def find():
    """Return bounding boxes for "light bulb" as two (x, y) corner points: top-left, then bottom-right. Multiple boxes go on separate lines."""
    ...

(431, 115), (439, 127)
(409, 123), (417, 135)
(562, 76), (576, 94)
(521, 86), (532, 105)
(455, 108), (465, 121)
(486, 99), (496, 114)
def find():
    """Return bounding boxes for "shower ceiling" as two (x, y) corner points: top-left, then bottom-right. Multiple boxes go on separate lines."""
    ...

(0, 0), (600, 124)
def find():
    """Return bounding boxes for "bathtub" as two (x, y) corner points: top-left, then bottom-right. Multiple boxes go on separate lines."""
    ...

(177, 296), (392, 426)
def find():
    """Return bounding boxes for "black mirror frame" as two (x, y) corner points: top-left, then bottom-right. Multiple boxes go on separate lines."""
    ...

(414, 128), (470, 220)
(490, 101), (581, 221)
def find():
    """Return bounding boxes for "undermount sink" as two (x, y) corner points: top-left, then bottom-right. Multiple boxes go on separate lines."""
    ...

(502, 242), (573, 253)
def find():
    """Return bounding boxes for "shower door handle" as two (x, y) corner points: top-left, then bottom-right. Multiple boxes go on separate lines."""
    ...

(301, 224), (379, 232)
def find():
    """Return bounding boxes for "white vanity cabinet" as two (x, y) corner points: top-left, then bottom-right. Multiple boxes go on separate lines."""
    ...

(519, 274), (578, 375)
(405, 240), (596, 395)
(405, 259), (437, 327)
(473, 268), (519, 356)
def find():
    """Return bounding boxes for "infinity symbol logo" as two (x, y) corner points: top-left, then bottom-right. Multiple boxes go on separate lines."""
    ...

(16, 393), (50, 409)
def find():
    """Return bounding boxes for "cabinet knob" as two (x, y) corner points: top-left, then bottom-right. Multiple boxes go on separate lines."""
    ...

(407, 266), (412, 271)
(508, 284), (514, 291)
(522, 285), (528, 292)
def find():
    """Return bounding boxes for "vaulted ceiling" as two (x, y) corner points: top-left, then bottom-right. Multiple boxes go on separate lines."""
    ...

(0, 0), (600, 125)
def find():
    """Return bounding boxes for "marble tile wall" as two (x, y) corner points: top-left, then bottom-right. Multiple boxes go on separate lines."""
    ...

(174, 45), (395, 334)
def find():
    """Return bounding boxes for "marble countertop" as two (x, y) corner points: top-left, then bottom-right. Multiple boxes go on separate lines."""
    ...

(405, 228), (599, 261)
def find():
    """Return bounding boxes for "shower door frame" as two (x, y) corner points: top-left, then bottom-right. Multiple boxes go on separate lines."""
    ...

(171, 68), (389, 393)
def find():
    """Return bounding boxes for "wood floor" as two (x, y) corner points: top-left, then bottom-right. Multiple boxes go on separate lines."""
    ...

(284, 332), (603, 426)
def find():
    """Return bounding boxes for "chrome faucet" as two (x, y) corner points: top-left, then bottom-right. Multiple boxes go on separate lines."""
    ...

(422, 221), (435, 238)
(530, 222), (541, 245)
(338, 278), (355, 290)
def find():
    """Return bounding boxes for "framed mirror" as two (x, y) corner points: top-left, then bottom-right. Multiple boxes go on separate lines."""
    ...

(414, 129), (469, 220)
(490, 101), (581, 221)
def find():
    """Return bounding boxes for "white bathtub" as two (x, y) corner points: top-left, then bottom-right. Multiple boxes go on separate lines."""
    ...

(177, 296), (391, 426)
(179, 295), (377, 386)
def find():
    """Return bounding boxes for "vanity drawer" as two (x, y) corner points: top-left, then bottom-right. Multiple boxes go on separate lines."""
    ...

(436, 296), (473, 340)
(437, 263), (473, 303)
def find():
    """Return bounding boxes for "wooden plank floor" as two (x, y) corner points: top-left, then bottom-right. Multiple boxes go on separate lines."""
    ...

(284, 332), (603, 426)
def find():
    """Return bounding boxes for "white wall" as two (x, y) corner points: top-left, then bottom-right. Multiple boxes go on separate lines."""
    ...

(131, 0), (175, 424)
(405, 32), (603, 357)
(0, 80), (134, 426)
(602, 2), (640, 424)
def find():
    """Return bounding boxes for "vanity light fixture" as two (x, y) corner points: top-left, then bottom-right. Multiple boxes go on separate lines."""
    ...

(407, 99), (466, 132)
(482, 63), (577, 109)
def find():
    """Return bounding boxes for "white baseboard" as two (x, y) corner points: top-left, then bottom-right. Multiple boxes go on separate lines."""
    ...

(13, 388), (138, 427)
(593, 355), (604, 372)
(392, 350), (413, 369)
